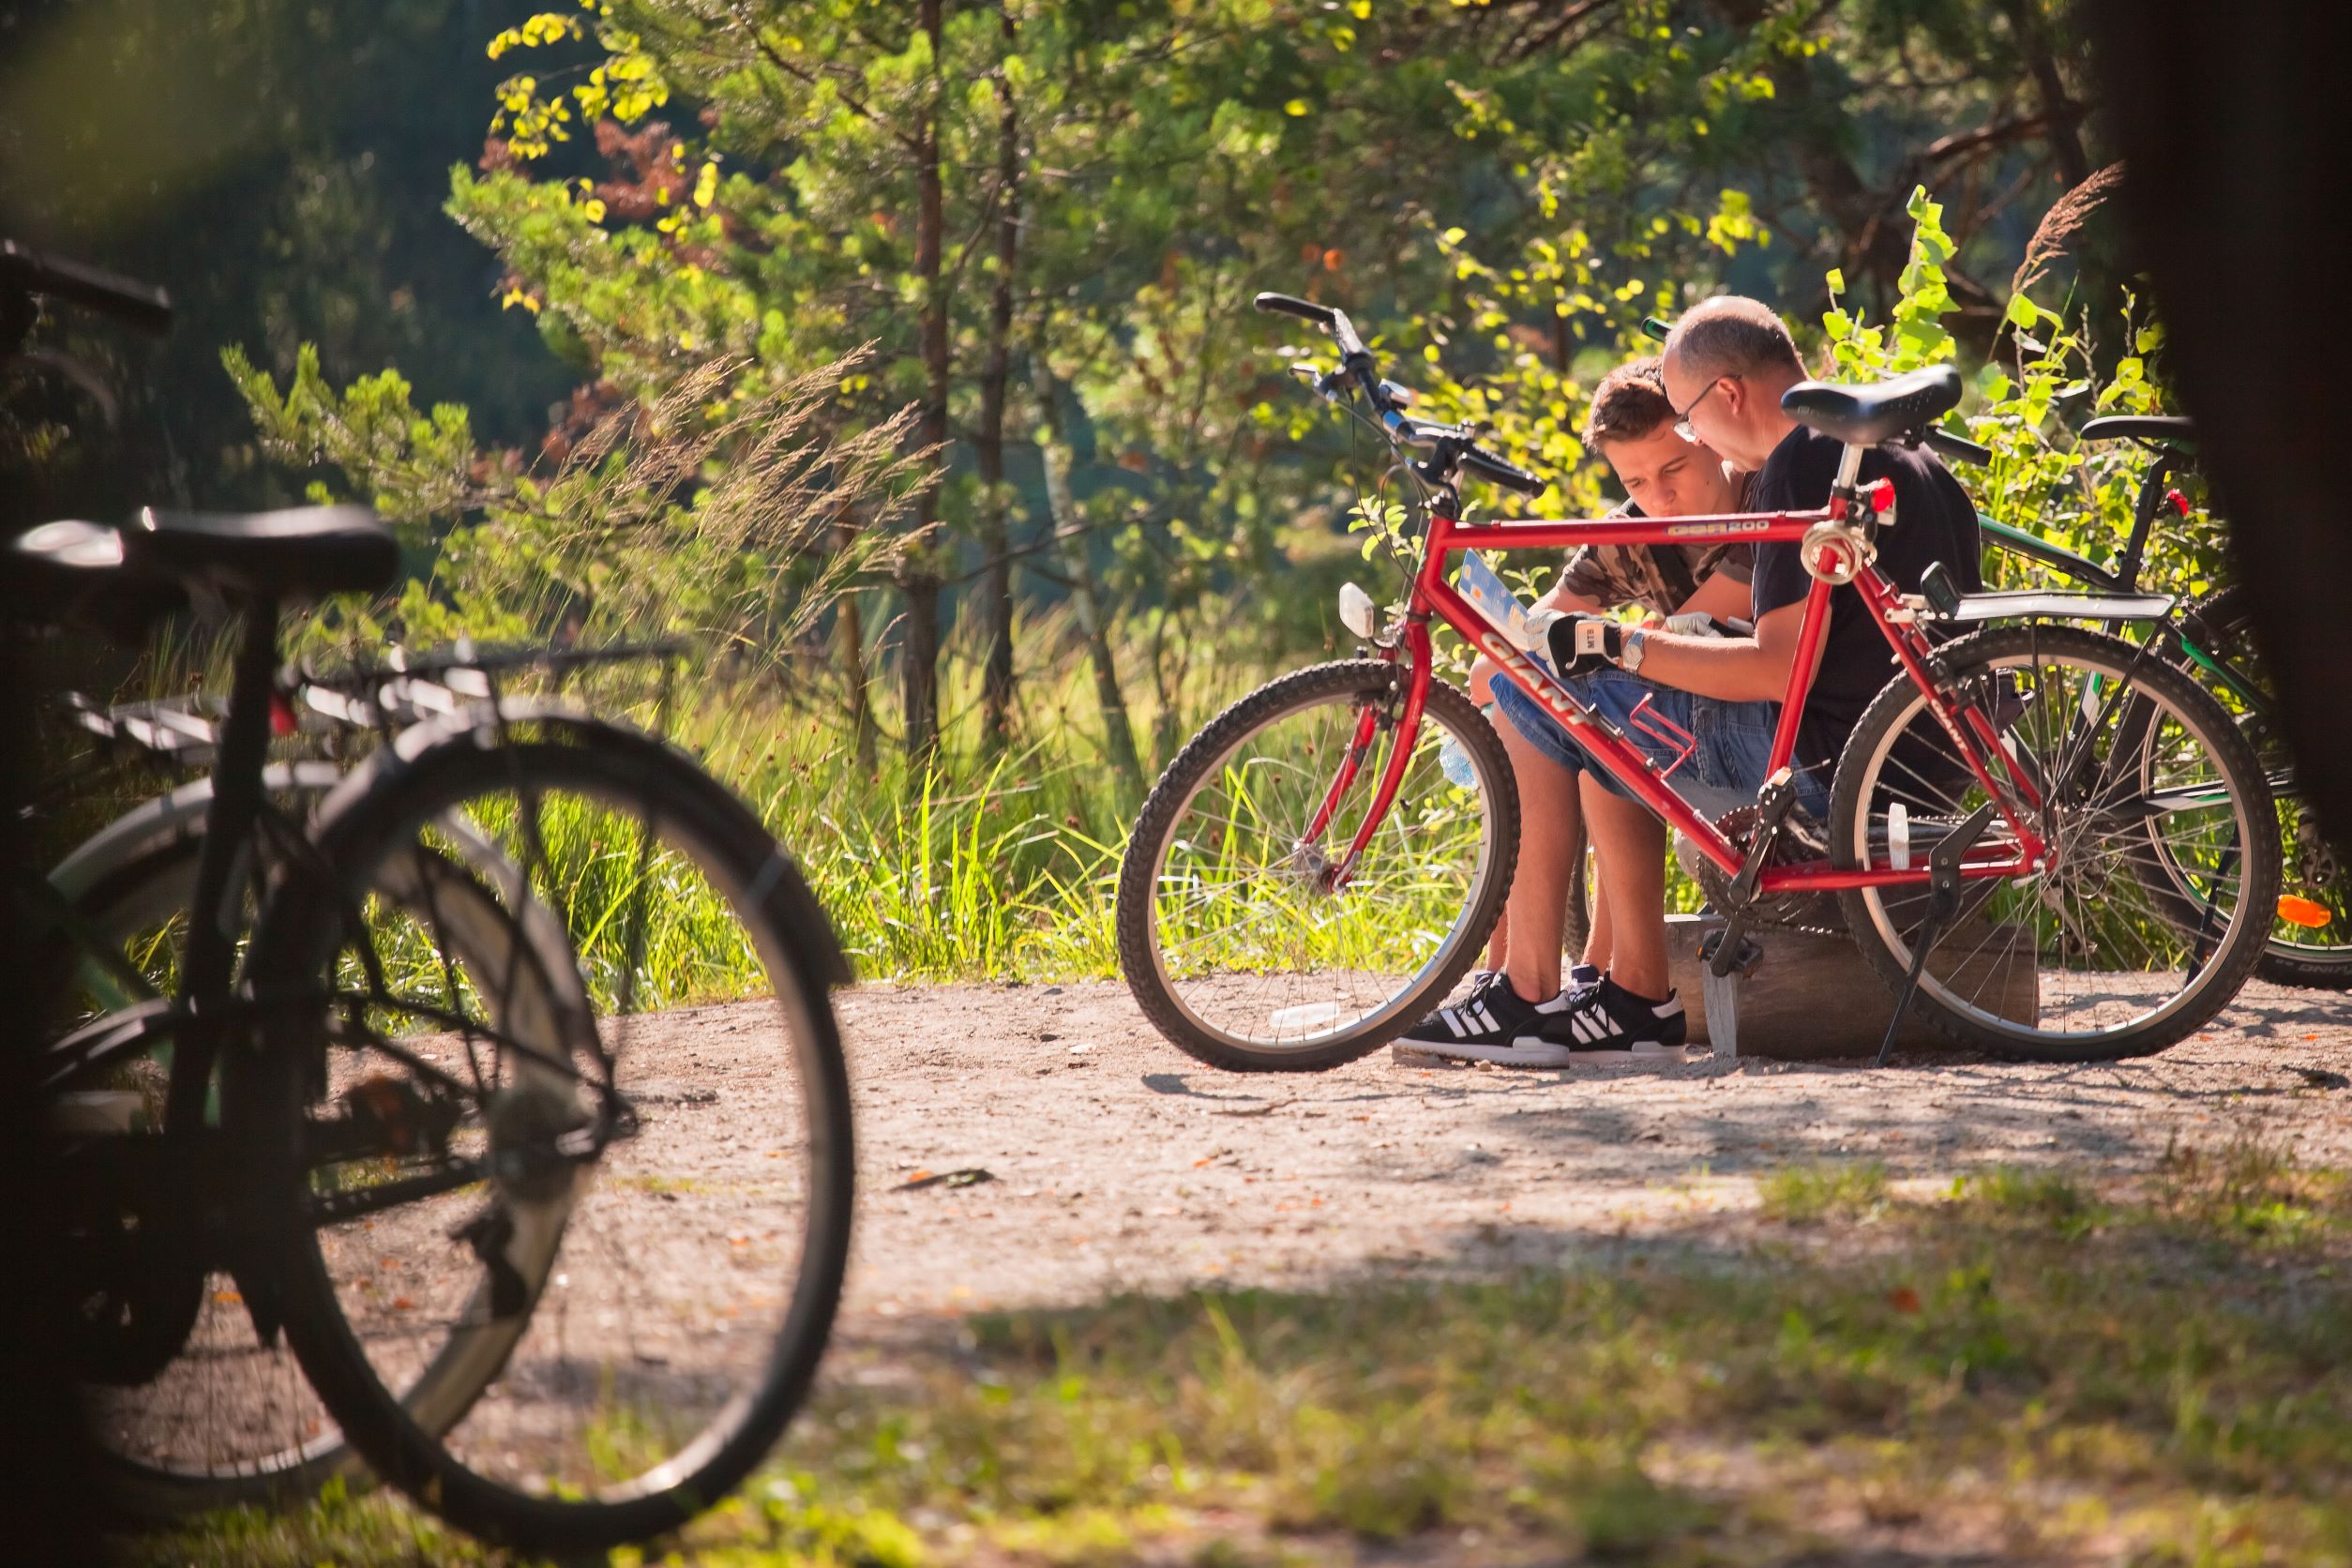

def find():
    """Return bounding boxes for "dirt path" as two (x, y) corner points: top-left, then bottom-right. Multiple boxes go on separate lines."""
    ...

(787, 977), (2352, 1325)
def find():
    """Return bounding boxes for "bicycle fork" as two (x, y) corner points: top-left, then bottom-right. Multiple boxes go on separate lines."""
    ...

(1304, 633), (1432, 894)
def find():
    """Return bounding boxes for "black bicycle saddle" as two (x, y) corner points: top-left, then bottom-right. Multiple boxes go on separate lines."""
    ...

(1781, 364), (1965, 446)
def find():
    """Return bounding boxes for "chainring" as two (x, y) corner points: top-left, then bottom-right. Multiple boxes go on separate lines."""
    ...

(1680, 804), (1847, 936)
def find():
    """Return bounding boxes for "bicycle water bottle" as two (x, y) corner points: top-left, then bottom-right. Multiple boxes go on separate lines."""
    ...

(1440, 704), (1494, 790)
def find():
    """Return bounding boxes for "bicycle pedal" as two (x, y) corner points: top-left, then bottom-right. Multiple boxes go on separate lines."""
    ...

(338, 1075), (463, 1159)
(452, 1205), (531, 1320)
(1698, 928), (1766, 979)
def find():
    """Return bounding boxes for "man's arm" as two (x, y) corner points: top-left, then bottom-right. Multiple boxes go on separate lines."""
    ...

(1623, 597), (1814, 704)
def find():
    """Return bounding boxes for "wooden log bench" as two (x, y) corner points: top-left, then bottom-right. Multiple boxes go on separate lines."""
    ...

(1665, 912), (2039, 1059)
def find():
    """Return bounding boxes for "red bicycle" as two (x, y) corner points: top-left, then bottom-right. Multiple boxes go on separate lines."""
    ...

(1114, 293), (2278, 1070)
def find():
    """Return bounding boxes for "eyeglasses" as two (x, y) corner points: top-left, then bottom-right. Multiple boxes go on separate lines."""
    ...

(1672, 375), (1735, 442)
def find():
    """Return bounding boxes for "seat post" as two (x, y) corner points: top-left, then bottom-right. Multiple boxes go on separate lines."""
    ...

(179, 597), (281, 1001)
(2114, 447), (2175, 594)
(1832, 441), (1866, 501)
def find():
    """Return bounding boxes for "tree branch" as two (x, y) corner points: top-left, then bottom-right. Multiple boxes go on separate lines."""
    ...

(728, 6), (927, 158)
(1505, 0), (1619, 62)
(1919, 108), (2087, 170)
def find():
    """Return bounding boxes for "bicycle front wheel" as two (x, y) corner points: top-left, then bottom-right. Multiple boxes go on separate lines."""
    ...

(1116, 661), (1518, 1072)
(1829, 623), (2278, 1061)
(241, 710), (853, 1555)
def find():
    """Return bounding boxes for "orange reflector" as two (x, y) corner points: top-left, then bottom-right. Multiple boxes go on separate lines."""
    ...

(2277, 895), (2333, 929)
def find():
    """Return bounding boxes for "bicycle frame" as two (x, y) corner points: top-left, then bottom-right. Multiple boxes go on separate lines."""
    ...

(1317, 489), (2051, 899)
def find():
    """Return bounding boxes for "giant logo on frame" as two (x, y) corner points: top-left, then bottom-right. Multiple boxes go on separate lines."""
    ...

(1470, 628), (1592, 728)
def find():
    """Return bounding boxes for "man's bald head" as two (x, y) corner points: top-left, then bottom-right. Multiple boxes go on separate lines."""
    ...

(1663, 295), (1802, 385)
(1659, 295), (1806, 471)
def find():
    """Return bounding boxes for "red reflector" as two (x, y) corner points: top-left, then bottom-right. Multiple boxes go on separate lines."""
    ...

(1867, 477), (1896, 512)
(2278, 895), (2332, 929)
(2165, 488), (2192, 519)
(270, 692), (297, 736)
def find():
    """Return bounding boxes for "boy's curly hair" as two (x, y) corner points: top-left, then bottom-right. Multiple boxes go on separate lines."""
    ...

(1581, 356), (1676, 451)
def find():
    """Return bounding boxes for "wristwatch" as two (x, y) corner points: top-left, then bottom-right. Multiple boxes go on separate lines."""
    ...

(1619, 626), (1649, 673)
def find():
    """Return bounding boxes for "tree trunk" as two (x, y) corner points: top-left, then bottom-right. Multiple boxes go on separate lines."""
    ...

(2002, 0), (2091, 188)
(900, 0), (951, 771)
(1033, 367), (1143, 792)
(833, 510), (879, 773)
(973, 5), (1023, 753)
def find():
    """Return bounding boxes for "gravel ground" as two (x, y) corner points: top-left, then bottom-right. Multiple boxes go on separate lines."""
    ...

(788, 975), (2352, 1326)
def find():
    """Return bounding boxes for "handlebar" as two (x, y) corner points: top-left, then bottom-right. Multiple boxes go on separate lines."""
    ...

(1924, 429), (1989, 466)
(1257, 289), (1545, 497)
(1, 240), (173, 337)
(1455, 442), (1545, 497)
(1255, 290), (1366, 359)
(1254, 291), (1335, 328)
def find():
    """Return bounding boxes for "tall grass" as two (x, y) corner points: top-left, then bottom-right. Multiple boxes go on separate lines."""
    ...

(525, 595), (1697, 994)
(687, 605), (1225, 986)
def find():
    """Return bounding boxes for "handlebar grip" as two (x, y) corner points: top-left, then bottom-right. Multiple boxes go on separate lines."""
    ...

(1925, 428), (1990, 467)
(1253, 291), (1337, 328)
(1463, 446), (1546, 498)
(1641, 315), (1672, 344)
(0, 240), (172, 337)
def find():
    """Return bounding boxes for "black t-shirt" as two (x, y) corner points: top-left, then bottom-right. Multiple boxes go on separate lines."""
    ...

(1749, 425), (1981, 773)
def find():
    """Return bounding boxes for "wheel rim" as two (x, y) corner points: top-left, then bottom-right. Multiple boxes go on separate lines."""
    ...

(1139, 679), (1501, 1054)
(290, 757), (840, 1516)
(1847, 641), (2263, 1047)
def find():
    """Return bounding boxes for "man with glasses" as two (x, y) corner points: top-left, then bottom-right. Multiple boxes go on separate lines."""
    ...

(1404, 296), (1979, 1064)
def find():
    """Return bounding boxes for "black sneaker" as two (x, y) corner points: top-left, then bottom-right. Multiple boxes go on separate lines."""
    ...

(1396, 970), (1569, 1056)
(1454, 961), (1597, 1003)
(1515, 977), (1692, 1063)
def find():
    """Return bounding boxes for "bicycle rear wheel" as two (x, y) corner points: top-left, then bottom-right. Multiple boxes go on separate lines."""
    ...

(1828, 623), (2277, 1061)
(241, 709), (852, 1555)
(2175, 585), (2352, 987)
(1116, 661), (1517, 1071)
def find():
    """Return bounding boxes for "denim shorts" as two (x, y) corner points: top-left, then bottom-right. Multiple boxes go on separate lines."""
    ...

(1489, 667), (1827, 822)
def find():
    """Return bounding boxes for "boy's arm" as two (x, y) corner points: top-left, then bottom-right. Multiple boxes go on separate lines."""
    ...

(1668, 570), (1751, 623)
